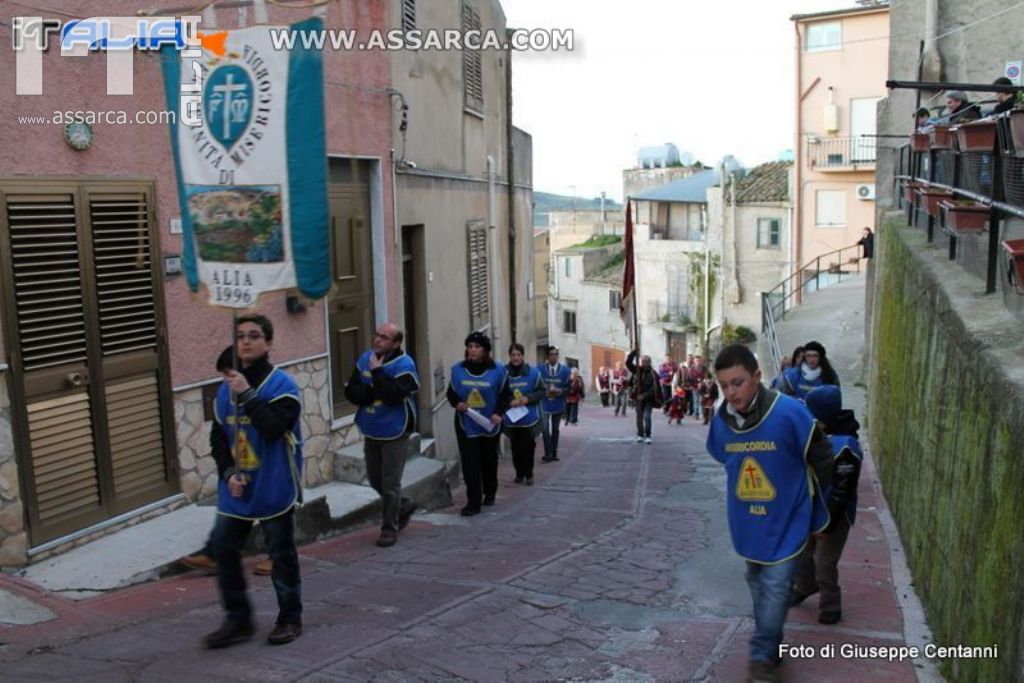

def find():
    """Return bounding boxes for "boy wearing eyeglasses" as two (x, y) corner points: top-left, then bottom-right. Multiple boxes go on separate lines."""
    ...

(204, 314), (304, 649)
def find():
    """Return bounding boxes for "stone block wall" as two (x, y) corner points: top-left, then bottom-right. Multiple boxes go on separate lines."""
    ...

(869, 213), (1024, 682)
(0, 375), (27, 565)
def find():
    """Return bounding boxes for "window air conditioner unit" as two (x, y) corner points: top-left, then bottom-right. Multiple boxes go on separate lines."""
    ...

(856, 183), (876, 200)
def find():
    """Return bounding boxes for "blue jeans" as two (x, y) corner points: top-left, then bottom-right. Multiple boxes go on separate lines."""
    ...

(540, 410), (562, 458)
(691, 389), (702, 417)
(635, 402), (653, 437)
(745, 558), (797, 663)
(213, 509), (302, 626)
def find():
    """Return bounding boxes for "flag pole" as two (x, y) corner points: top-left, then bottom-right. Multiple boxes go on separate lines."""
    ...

(231, 309), (239, 468)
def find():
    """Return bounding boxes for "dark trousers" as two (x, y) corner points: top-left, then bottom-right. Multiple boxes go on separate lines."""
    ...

(793, 517), (852, 613)
(213, 510), (302, 626)
(635, 402), (653, 437)
(364, 435), (412, 532)
(659, 384), (673, 409)
(507, 427), (537, 479)
(599, 391), (610, 407)
(456, 428), (499, 508)
(540, 411), (562, 458)
(565, 402), (579, 424)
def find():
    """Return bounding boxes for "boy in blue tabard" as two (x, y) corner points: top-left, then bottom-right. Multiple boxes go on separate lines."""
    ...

(776, 340), (840, 400)
(447, 332), (512, 515)
(791, 385), (863, 626)
(204, 315), (304, 649)
(539, 345), (571, 461)
(706, 345), (834, 683)
(344, 322), (420, 548)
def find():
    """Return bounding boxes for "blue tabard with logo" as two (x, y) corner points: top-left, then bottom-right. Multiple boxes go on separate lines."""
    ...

(215, 368), (303, 521)
(540, 362), (571, 414)
(450, 362), (508, 437)
(504, 363), (543, 429)
(781, 365), (837, 400)
(706, 392), (829, 564)
(821, 434), (863, 526)
(354, 350), (420, 440)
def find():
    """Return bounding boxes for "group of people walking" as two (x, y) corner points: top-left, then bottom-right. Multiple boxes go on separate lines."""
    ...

(186, 312), (861, 683)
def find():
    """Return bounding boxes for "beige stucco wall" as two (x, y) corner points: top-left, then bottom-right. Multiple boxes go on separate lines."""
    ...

(534, 230), (550, 356)
(796, 8), (890, 265)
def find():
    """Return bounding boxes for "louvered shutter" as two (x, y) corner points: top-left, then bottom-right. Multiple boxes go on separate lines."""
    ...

(87, 192), (170, 502)
(467, 221), (489, 331)
(462, 2), (484, 112)
(4, 193), (104, 534)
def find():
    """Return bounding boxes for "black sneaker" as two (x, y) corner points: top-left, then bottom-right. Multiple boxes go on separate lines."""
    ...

(483, 495), (496, 506)
(818, 609), (842, 625)
(514, 476), (524, 484)
(541, 455), (554, 462)
(525, 477), (534, 486)
(376, 530), (397, 547)
(203, 620), (255, 649)
(460, 505), (481, 517)
(398, 501), (416, 530)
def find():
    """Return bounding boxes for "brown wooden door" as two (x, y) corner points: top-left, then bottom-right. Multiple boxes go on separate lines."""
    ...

(667, 332), (687, 363)
(0, 180), (178, 545)
(327, 185), (373, 419)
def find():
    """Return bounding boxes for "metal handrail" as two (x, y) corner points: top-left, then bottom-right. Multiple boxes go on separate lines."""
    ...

(762, 293), (783, 378)
(762, 243), (865, 328)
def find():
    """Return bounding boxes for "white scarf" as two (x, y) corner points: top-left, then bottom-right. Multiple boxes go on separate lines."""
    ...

(725, 393), (758, 429)
(801, 363), (822, 382)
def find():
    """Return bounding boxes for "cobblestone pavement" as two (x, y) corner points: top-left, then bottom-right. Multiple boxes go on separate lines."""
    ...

(0, 402), (920, 682)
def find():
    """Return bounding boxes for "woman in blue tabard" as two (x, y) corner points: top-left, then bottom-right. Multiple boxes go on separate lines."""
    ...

(205, 314), (304, 649)
(777, 341), (839, 400)
(447, 332), (513, 516)
(503, 343), (545, 486)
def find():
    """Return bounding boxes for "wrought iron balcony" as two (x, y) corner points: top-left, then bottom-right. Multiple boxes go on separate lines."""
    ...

(647, 301), (695, 328)
(807, 136), (877, 170)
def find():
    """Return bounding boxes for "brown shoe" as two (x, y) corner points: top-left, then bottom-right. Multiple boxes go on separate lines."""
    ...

(253, 558), (273, 576)
(180, 552), (216, 573)
(203, 620), (254, 649)
(267, 621), (302, 645)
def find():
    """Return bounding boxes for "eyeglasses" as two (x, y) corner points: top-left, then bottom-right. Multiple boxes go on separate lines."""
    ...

(235, 332), (264, 341)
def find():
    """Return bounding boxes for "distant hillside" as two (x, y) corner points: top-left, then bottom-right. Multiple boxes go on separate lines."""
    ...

(534, 192), (622, 228)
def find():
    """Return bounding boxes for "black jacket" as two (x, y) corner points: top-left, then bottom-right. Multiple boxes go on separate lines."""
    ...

(343, 348), (419, 436)
(625, 350), (660, 406)
(210, 355), (302, 482)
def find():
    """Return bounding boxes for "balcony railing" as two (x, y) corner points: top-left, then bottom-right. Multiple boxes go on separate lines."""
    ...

(895, 109), (1024, 299)
(807, 135), (877, 170)
(647, 301), (695, 328)
(649, 224), (704, 242)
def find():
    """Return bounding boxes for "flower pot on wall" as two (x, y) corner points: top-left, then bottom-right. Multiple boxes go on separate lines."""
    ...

(910, 132), (930, 152)
(940, 199), (989, 234)
(1009, 109), (1024, 152)
(928, 125), (953, 149)
(1002, 238), (1024, 294)
(903, 181), (927, 205)
(954, 120), (997, 152)
(920, 188), (953, 217)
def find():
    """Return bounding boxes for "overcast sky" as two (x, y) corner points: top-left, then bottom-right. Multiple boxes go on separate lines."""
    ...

(502, 0), (858, 201)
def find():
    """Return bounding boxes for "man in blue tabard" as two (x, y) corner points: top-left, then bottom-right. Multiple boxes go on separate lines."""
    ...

(344, 322), (420, 548)
(706, 344), (834, 683)
(539, 345), (571, 462)
(205, 314), (304, 649)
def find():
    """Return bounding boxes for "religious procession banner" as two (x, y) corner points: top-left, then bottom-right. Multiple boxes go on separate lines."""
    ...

(160, 17), (329, 308)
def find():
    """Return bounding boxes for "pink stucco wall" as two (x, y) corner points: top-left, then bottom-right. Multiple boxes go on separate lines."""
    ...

(0, 0), (396, 386)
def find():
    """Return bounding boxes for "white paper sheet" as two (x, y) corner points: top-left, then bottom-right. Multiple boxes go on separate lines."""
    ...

(505, 406), (529, 424)
(465, 408), (496, 430)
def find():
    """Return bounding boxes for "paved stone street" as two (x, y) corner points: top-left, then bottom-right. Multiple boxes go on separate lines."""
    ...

(0, 395), (922, 682)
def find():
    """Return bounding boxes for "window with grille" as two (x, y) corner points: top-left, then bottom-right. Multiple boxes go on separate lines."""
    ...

(401, 0), (416, 33)
(563, 310), (577, 334)
(757, 218), (781, 249)
(467, 220), (489, 331)
(609, 290), (621, 311)
(462, 1), (484, 112)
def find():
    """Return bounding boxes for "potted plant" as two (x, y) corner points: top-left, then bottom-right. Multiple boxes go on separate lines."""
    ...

(940, 199), (989, 234)
(954, 119), (997, 152)
(903, 180), (927, 205)
(928, 124), (954, 149)
(910, 132), (930, 152)
(919, 187), (954, 217)
(1002, 238), (1024, 294)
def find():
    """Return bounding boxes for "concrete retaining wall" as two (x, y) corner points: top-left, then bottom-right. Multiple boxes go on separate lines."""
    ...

(869, 211), (1024, 681)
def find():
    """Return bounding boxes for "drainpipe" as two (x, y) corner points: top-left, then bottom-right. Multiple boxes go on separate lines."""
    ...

(730, 173), (741, 305)
(793, 20), (803, 306)
(487, 155), (502, 360)
(921, 0), (942, 83)
(505, 42), (518, 344)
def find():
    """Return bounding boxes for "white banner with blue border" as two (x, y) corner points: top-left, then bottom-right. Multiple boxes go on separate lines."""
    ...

(161, 18), (329, 308)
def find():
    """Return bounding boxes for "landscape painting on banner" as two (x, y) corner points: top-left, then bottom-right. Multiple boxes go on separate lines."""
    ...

(161, 17), (329, 308)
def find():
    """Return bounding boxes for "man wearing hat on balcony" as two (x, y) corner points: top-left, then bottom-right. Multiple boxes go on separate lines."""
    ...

(992, 77), (1018, 115)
